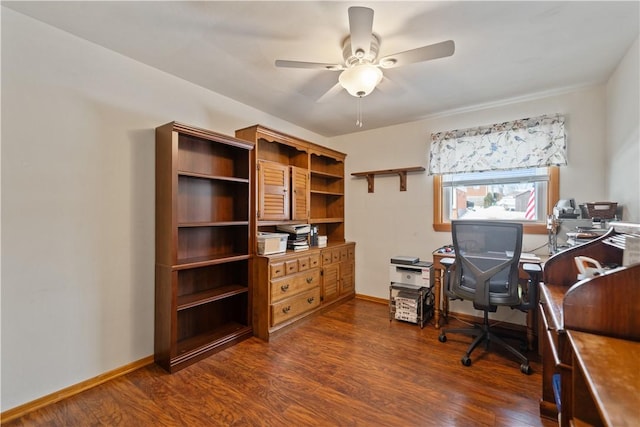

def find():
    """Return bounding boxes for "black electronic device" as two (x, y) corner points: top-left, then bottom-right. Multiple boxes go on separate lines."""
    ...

(390, 256), (419, 265)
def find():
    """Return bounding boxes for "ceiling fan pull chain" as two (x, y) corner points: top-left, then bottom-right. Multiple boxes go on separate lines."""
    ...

(356, 97), (363, 127)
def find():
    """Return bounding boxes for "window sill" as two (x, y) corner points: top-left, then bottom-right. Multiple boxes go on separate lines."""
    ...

(433, 222), (549, 235)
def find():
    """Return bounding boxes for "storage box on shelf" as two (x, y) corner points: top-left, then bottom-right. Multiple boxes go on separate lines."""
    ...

(257, 232), (288, 255)
(155, 122), (254, 372)
(235, 124), (355, 340)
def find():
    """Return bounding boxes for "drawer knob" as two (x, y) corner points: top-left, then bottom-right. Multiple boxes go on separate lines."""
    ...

(306, 277), (314, 284)
(307, 297), (315, 304)
(282, 306), (291, 314)
(281, 284), (290, 292)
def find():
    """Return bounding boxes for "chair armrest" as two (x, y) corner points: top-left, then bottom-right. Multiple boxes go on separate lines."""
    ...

(440, 257), (455, 268)
(523, 263), (542, 274)
(439, 257), (459, 300)
(519, 263), (542, 310)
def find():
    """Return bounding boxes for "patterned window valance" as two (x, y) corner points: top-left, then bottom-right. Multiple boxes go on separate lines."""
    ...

(428, 114), (567, 175)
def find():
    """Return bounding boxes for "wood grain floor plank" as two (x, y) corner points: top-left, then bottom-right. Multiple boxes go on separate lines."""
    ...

(5, 299), (556, 427)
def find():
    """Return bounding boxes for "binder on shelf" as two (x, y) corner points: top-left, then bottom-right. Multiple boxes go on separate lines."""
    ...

(276, 224), (311, 234)
(309, 225), (319, 247)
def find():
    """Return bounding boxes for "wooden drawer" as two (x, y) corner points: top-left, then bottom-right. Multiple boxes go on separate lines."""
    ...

(270, 262), (286, 279)
(270, 269), (320, 303)
(285, 259), (299, 275)
(270, 253), (322, 278)
(298, 256), (310, 271)
(339, 247), (348, 262)
(271, 287), (321, 326)
(332, 250), (340, 263)
(347, 245), (355, 260)
(322, 250), (333, 265)
(309, 253), (320, 268)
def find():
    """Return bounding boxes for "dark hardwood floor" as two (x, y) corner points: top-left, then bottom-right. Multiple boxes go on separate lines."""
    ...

(7, 299), (556, 426)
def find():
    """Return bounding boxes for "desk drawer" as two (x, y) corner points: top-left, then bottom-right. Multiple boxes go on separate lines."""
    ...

(271, 287), (321, 326)
(270, 269), (320, 303)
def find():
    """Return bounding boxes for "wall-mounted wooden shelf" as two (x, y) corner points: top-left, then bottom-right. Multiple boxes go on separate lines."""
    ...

(351, 167), (425, 193)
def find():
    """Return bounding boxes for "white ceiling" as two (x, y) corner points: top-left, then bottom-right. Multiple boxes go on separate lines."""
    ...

(4, 1), (639, 137)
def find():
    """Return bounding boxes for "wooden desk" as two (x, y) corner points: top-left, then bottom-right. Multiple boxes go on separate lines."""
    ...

(537, 223), (640, 425)
(567, 330), (640, 427)
(432, 252), (542, 350)
(431, 252), (453, 329)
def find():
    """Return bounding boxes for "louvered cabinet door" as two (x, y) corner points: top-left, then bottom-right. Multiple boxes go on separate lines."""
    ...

(322, 263), (340, 303)
(257, 160), (289, 221)
(291, 166), (309, 221)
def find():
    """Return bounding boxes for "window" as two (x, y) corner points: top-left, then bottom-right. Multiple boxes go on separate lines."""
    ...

(433, 167), (559, 234)
(429, 114), (566, 235)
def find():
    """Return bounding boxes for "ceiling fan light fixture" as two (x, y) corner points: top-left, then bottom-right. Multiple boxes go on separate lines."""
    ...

(338, 63), (383, 97)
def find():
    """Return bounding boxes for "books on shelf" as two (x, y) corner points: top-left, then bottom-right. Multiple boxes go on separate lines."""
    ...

(278, 224), (311, 252)
(290, 243), (310, 251)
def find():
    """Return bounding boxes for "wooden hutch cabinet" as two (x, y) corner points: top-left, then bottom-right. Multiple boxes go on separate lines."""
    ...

(155, 122), (254, 372)
(235, 124), (356, 340)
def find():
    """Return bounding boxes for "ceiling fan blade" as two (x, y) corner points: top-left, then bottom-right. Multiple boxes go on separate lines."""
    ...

(348, 6), (374, 57)
(316, 82), (344, 103)
(275, 60), (343, 70)
(379, 40), (455, 68)
(375, 76), (404, 96)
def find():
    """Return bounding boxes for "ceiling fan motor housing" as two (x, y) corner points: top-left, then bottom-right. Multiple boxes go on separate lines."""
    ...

(342, 34), (380, 67)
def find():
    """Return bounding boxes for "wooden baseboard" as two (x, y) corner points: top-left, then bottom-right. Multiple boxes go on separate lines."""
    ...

(1, 355), (154, 423)
(355, 294), (527, 335)
(355, 293), (387, 305)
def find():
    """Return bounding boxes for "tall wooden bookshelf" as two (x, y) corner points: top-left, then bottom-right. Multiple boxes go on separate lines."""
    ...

(155, 122), (254, 372)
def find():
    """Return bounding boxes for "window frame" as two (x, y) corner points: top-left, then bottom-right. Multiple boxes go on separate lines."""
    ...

(432, 166), (559, 235)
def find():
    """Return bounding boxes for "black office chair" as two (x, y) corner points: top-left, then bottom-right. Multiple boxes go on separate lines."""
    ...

(438, 220), (540, 374)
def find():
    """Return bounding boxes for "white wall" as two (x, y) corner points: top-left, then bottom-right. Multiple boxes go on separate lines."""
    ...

(332, 85), (610, 323)
(0, 9), (327, 411)
(2, 6), (638, 414)
(606, 36), (640, 223)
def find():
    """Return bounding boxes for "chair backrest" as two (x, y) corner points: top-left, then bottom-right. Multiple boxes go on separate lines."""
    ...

(450, 220), (523, 311)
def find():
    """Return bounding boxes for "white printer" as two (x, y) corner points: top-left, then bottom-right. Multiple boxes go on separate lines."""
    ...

(389, 256), (434, 327)
(389, 256), (433, 289)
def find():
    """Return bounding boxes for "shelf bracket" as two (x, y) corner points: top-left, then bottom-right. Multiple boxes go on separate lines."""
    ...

(351, 167), (425, 193)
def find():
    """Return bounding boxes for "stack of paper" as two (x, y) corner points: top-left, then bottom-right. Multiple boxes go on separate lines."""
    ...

(277, 224), (310, 251)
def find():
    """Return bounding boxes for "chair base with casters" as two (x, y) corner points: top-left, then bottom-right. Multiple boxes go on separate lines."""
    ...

(438, 310), (532, 375)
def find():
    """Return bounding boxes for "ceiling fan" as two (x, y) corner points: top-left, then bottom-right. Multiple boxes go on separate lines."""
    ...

(275, 6), (455, 100)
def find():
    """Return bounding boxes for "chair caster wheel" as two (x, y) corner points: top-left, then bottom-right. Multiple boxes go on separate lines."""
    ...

(520, 363), (532, 375)
(438, 334), (447, 343)
(461, 356), (472, 366)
